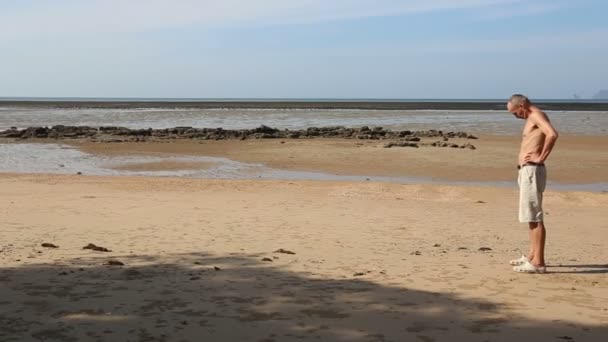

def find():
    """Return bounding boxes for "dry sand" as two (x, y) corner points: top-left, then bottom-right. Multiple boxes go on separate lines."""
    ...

(1, 134), (608, 341)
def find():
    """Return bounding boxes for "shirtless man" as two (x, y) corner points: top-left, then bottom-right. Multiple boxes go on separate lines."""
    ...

(507, 94), (559, 274)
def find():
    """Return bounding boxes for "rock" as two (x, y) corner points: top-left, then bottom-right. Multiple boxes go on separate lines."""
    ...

(83, 243), (111, 252)
(478, 247), (492, 252)
(432, 244), (441, 247)
(104, 260), (124, 266)
(189, 276), (201, 280)
(383, 142), (419, 148)
(353, 272), (366, 277)
(411, 251), (421, 256)
(274, 248), (296, 255)
(476, 201), (486, 204)
(458, 247), (468, 250)
(214, 266), (221, 271)
(262, 258), (273, 262)
(255, 125), (279, 134)
(41, 243), (59, 248)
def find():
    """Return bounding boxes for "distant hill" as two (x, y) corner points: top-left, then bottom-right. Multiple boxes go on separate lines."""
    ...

(592, 90), (608, 100)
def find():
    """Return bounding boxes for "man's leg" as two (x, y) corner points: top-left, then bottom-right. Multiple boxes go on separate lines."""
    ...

(529, 221), (546, 267)
(528, 225), (536, 261)
(514, 166), (547, 272)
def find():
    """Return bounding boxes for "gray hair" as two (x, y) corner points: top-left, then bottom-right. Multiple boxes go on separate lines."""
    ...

(509, 94), (531, 107)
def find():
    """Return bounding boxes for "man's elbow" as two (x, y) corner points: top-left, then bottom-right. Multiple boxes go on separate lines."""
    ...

(548, 131), (559, 141)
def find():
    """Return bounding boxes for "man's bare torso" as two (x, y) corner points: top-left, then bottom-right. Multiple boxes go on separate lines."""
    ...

(519, 108), (547, 165)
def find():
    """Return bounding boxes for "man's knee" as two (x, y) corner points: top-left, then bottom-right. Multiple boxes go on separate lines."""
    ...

(528, 222), (540, 229)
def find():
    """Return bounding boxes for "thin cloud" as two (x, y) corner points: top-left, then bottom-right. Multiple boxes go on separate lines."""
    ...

(257, 29), (608, 58)
(0, 0), (522, 40)
(476, 1), (571, 20)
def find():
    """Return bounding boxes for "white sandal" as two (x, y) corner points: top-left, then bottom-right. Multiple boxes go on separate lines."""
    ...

(509, 255), (529, 266)
(513, 261), (546, 274)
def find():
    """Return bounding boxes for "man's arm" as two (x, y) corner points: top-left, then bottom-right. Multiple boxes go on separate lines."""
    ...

(527, 111), (559, 163)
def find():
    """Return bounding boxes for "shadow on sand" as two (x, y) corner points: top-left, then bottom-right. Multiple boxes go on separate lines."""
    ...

(548, 264), (608, 275)
(1, 253), (606, 342)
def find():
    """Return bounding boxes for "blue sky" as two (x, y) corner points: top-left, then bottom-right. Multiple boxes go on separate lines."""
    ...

(0, 0), (607, 99)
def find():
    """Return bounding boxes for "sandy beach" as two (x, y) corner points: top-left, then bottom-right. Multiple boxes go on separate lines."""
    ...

(3, 0), (608, 339)
(1, 133), (607, 341)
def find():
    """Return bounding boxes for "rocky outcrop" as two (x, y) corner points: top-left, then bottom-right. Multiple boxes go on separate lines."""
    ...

(383, 140), (477, 149)
(0, 125), (479, 144)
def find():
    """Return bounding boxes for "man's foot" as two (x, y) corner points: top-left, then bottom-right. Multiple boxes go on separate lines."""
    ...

(513, 261), (546, 274)
(509, 255), (529, 266)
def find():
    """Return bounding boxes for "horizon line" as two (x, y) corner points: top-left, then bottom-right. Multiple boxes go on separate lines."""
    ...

(1, 96), (606, 102)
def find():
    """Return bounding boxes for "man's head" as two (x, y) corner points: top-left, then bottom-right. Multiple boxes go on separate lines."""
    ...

(507, 94), (531, 119)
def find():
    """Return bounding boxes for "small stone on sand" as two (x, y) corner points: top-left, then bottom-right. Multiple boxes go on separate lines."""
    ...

(104, 260), (124, 266)
(83, 243), (111, 252)
(274, 248), (296, 255)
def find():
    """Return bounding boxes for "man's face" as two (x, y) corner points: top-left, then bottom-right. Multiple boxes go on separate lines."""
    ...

(507, 101), (525, 119)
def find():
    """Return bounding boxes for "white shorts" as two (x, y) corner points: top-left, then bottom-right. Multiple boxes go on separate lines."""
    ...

(518, 165), (546, 223)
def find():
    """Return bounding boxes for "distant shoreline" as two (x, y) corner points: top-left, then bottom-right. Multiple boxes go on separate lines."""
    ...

(1, 100), (608, 111)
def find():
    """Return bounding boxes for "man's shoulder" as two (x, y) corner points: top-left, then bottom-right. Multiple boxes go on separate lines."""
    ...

(529, 107), (549, 120)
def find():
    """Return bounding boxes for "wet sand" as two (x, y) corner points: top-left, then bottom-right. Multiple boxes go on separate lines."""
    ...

(73, 135), (608, 184)
(0, 174), (607, 341)
(111, 161), (218, 172)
